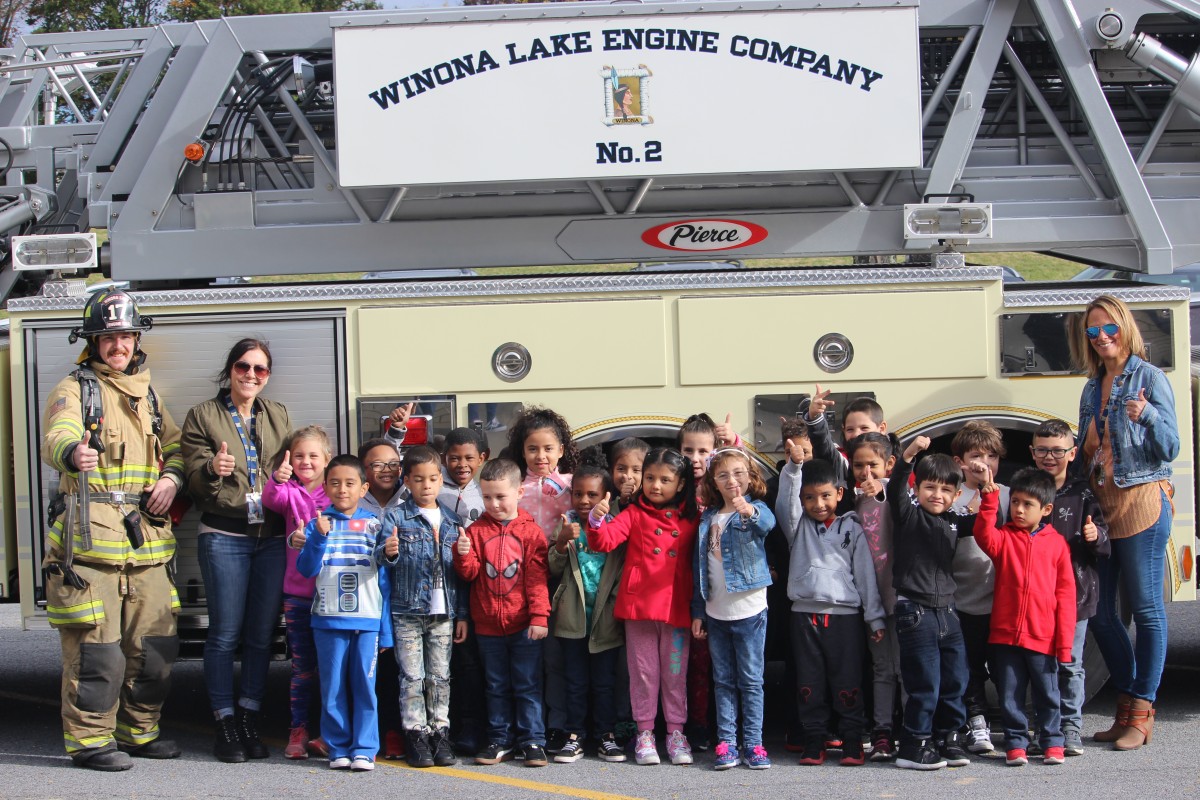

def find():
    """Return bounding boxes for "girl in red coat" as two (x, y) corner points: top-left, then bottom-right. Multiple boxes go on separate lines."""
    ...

(587, 448), (699, 767)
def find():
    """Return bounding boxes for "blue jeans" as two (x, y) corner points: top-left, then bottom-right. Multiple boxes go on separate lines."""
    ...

(895, 600), (968, 741)
(1090, 492), (1171, 702)
(198, 532), (285, 716)
(1058, 618), (1088, 734)
(709, 609), (768, 748)
(992, 644), (1062, 751)
(559, 637), (619, 738)
(476, 630), (545, 747)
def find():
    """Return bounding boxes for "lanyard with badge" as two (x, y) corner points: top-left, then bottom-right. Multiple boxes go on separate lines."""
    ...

(223, 395), (264, 524)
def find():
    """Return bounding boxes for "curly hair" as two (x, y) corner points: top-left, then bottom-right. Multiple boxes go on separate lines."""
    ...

(699, 448), (767, 509)
(499, 405), (579, 478)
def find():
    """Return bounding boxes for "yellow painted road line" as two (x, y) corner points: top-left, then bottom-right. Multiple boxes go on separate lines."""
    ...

(379, 760), (647, 800)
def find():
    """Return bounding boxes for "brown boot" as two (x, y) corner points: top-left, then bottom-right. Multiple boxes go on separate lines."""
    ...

(1113, 699), (1154, 751)
(1093, 693), (1132, 742)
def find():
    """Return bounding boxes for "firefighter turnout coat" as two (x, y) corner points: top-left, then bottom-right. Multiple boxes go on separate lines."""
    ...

(41, 359), (183, 756)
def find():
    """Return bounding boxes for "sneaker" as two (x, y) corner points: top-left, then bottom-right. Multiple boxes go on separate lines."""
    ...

(666, 729), (693, 765)
(712, 741), (739, 770)
(966, 715), (995, 753)
(350, 756), (375, 771)
(521, 743), (548, 767)
(285, 727), (309, 760)
(685, 722), (711, 752)
(545, 728), (568, 755)
(431, 728), (457, 767)
(824, 737), (844, 750)
(1063, 731), (1085, 757)
(895, 739), (947, 771)
(405, 729), (435, 769)
(745, 744), (771, 770)
(235, 707), (269, 759)
(784, 731), (805, 753)
(839, 740), (865, 766)
(869, 729), (894, 762)
(213, 715), (247, 763)
(940, 731), (971, 767)
(475, 742), (515, 765)
(1026, 739), (1043, 757)
(329, 756), (351, 769)
(598, 733), (627, 762)
(1005, 748), (1028, 766)
(384, 729), (405, 760)
(1043, 746), (1066, 765)
(554, 734), (584, 763)
(307, 737), (330, 758)
(798, 738), (826, 766)
(635, 730), (660, 765)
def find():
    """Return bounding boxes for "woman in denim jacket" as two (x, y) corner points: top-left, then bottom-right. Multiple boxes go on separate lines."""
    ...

(1070, 295), (1179, 751)
(689, 449), (776, 769)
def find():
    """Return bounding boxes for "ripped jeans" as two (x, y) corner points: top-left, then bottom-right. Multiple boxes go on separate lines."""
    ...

(391, 614), (453, 732)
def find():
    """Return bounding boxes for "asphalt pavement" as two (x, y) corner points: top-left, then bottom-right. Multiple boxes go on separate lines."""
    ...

(1, 602), (1198, 800)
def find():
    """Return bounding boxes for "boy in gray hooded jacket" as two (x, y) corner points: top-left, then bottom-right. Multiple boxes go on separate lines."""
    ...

(785, 459), (886, 766)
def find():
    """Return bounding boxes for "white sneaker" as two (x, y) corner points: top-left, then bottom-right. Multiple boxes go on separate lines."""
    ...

(666, 729), (693, 765)
(966, 715), (994, 754)
(634, 730), (660, 765)
(350, 756), (374, 771)
(329, 756), (351, 769)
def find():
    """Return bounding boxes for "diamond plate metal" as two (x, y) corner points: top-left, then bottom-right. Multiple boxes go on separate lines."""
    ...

(9, 266), (1005, 312)
(1003, 284), (1190, 307)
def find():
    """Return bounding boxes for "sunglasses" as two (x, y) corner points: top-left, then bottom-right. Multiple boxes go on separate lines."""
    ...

(1085, 323), (1120, 340)
(232, 360), (271, 378)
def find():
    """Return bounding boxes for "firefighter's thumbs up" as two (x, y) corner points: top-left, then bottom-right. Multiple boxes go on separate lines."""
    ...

(213, 441), (235, 477)
(456, 526), (471, 555)
(73, 431), (98, 472)
(385, 525), (400, 558)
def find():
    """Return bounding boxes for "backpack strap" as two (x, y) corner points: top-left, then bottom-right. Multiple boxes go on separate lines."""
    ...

(70, 367), (105, 453)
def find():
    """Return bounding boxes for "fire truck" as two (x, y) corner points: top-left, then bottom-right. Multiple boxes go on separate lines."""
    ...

(0, 0), (1196, 696)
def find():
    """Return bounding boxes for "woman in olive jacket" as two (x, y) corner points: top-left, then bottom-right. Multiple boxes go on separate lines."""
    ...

(181, 338), (292, 763)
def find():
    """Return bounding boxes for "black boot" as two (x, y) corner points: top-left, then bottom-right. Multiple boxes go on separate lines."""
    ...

(214, 716), (247, 763)
(119, 738), (182, 759)
(236, 707), (269, 759)
(405, 729), (435, 768)
(73, 746), (133, 772)
(432, 728), (457, 767)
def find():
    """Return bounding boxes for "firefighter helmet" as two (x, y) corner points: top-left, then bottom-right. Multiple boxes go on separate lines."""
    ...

(68, 289), (153, 343)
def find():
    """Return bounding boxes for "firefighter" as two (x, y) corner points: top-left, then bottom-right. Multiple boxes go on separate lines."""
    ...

(41, 289), (184, 771)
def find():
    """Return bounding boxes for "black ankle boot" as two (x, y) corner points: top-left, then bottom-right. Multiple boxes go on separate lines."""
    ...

(214, 715), (247, 763)
(236, 707), (269, 759)
(432, 728), (457, 767)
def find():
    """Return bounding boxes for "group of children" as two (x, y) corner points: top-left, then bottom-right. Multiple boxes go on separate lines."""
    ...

(261, 394), (1105, 773)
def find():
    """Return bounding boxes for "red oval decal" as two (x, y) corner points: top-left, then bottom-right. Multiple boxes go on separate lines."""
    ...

(641, 218), (768, 252)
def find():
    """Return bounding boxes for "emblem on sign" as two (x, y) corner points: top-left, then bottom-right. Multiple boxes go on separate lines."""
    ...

(603, 65), (653, 126)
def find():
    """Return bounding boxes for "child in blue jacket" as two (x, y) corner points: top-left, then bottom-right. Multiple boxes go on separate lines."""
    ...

(298, 454), (392, 771)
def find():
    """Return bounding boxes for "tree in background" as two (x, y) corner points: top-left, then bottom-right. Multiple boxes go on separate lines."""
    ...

(26, 0), (377, 33)
(0, 0), (28, 45)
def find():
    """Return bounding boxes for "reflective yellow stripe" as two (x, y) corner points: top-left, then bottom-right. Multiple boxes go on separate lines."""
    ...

(170, 587), (181, 611)
(47, 599), (105, 626)
(64, 733), (115, 752)
(115, 722), (159, 745)
(49, 522), (176, 565)
(50, 419), (85, 467)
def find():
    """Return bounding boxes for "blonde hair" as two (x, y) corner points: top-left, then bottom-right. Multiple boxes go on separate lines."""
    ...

(1070, 294), (1147, 378)
(284, 425), (332, 465)
(699, 448), (767, 509)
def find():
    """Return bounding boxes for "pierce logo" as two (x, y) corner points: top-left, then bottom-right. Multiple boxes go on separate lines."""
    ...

(642, 218), (768, 252)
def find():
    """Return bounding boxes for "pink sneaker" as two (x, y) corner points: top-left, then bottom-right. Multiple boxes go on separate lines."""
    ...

(284, 727), (308, 760)
(635, 730), (660, 765)
(666, 730), (693, 765)
(1043, 746), (1066, 765)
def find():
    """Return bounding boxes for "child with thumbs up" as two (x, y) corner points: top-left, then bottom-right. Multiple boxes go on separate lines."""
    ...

(971, 463), (1077, 767)
(378, 445), (469, 769)
(1029, 419), (1109, 757)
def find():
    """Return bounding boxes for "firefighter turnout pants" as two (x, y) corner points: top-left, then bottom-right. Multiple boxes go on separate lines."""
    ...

(46, 561), (180, 755)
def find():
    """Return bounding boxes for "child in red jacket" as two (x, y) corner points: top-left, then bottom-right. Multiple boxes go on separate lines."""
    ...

(972, 466), (1076, 768)
(453, 459), (551, 768)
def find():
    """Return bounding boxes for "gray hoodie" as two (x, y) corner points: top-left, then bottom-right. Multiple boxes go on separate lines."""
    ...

(785, 511), (886, 631)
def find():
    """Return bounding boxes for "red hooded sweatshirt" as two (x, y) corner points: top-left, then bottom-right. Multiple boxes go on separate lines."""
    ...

(453, 509), (550, 636)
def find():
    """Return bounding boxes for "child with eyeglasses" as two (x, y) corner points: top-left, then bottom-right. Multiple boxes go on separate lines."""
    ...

(1029, 418), (1109, 756)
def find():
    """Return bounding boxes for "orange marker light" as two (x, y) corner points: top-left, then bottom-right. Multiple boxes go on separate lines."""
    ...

(183, 143), (206, 162)
(1182, 545), (1193, 583)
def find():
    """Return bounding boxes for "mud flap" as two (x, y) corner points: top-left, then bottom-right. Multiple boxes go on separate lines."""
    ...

(76, 642), (124, 713)
(129, 635), (179, 706)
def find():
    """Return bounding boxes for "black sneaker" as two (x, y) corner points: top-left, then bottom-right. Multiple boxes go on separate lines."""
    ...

(431, 728), (457, 767)
(895, 738), (947, 771)
(555, 734), (584, 763)
(684, 722), (711, 752)
(545, 728), (568, 755)
(475, 741), (514, 765)
(406, 729), (435, 768)
(521, 742), (548, 767)
(235, 707), (269, 759)
(597, 733), (627, 762)
(214, 715), (247, 763)
(939, 731), (971, 767)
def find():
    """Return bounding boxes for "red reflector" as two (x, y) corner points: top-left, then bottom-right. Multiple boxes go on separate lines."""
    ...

(1182, 545), (1194, 583)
